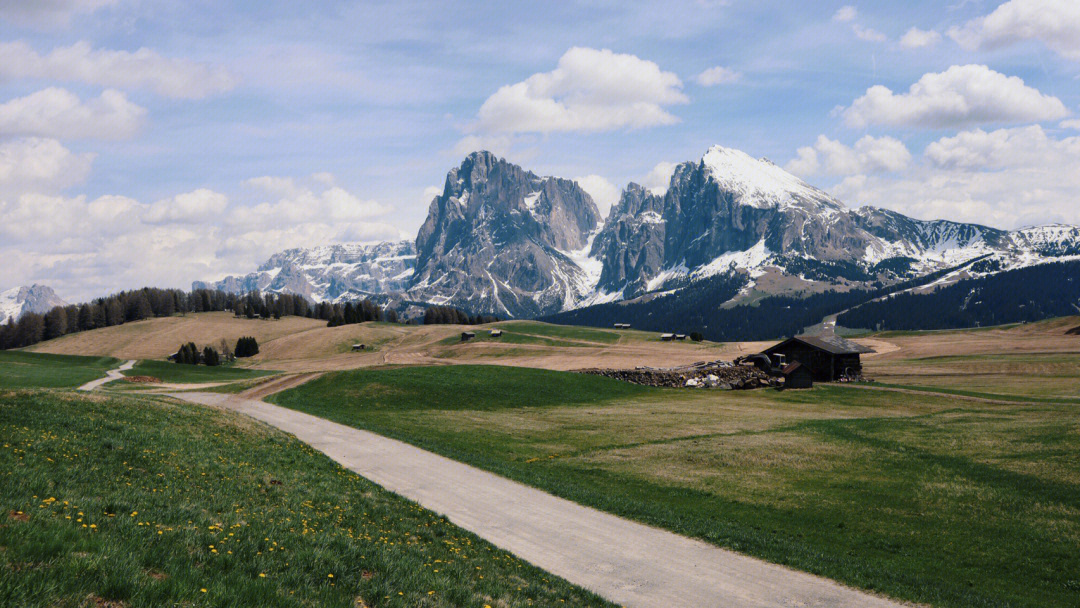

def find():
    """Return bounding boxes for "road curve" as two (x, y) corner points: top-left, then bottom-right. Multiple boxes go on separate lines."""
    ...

(77, 360), (136, 391)
(169, 391), (910, 608)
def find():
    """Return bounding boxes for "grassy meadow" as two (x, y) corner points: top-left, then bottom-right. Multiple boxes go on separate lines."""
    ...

(270, 365), (1080, 608)
(122, 359), (279, 385)
(0, 389), (614, 608)
(0, 351), (121, 389)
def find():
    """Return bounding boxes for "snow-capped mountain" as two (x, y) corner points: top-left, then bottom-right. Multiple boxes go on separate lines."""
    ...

(0, 285), (67, 324)
(194, 241), (416, 303)
(197, 147), (1080, 318)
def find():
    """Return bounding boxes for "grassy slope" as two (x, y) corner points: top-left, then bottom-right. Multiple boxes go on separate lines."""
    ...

(123, 359), (278, 384)
(0, 389), (613, 608)
(0, 351), (120, 389)
(270, 365), (1080, 608)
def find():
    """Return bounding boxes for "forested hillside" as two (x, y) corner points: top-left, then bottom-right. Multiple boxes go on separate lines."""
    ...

(837, 261), (1080, 331)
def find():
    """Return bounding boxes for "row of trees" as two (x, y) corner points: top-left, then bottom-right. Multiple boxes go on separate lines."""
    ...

(423, 305), (500, 325)
(0, 287), (238, 351)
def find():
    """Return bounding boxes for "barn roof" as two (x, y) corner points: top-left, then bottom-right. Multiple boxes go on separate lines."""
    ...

(768, 334), (874, 355)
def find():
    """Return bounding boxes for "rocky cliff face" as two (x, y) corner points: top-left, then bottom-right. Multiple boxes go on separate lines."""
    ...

(0, 284), (67, 323)
(408, 151), (602, 317)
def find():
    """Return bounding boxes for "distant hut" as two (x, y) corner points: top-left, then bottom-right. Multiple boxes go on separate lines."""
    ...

(614, 323), (632, 329)
(675, 334), (688, 341)
(490, 329), (503, 338)
(461, 331), (476, 342)
(351, 344), (366, 352)
(762, 335), (873, 382)
(661, 333), (675, 342)
(782, 361), (813, 389)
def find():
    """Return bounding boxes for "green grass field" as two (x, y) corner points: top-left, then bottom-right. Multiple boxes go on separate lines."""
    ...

(0, 389), (614, 608)
(271, 365), (1080, 608)
(0, 351), (120, 389)
(122, 359), (279, 385)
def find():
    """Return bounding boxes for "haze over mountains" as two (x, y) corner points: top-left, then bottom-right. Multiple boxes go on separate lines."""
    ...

(197, 147), (1080, 319)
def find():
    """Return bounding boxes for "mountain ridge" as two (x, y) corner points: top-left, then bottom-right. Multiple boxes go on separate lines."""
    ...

(0, 285), (68, 324)
(195, 146), (1080, 318)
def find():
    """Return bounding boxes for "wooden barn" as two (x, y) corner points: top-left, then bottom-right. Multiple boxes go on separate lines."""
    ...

(763, 335), (873, 382)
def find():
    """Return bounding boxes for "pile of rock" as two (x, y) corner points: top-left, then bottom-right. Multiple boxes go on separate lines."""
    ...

(123, 376), (162, 384)
(579, 362), (770, 389)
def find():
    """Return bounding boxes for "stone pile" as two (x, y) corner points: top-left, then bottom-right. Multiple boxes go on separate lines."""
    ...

(579, 361), (770, 389)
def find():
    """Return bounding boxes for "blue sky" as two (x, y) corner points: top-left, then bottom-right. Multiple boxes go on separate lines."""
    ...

(1, 0), (1079, 301)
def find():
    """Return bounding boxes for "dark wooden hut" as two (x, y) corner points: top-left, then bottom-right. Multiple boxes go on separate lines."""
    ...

(763, 335), (873, 382)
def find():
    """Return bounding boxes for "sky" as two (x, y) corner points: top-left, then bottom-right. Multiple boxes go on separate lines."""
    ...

(1, 0), (1079, 302)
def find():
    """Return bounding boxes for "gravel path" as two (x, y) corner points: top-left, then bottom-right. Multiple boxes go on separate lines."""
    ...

(77, 360), (136, 391)
(170, 391), (910, 608)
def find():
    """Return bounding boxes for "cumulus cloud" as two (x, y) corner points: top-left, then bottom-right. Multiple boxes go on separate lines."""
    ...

(833, 6), (857, 22)
(1061, 119), (1080, 130)
(853, 24), (887, 42)
(0, 175), (402, 301)
(842, 65), (1068, 129)
(695, 66), (741, 86)
(900, 27), (942, 48)
(0, 41), (235, 99)
(0, 87), (146, 139)
(948, 0), (1080, 61)
(469, 47), (687, 135)
(641, 161), (679, 195)
(0, 0), (117, 28)
(830, 125), (1080, 228)
(786, 135), (911, 176)
(145, 189), (229, 224)
(574, 174), (620, 216)
(0, 137), (94, 194)
(924, 124), (1080, 170)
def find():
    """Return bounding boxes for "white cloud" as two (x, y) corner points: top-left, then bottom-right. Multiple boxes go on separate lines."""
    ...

(642, 161), (679, 195)
(0, 137), (94, 194)
(0, 175), (402, 301)
(948, 0), (1080, 61)
(0, 0), (117, 28)
(0, 87), (146, 140)
(145, 189), (229, 224)
(830, 125), (1080, 228)
(469, 47), (687, 135)
(924, 124), (1080, 170)
(695, 65), (741, 86)
(843, 65), (1068, 129)
(574, 174), (620, 216)
(0, 41), (235, 99)
(900, 27), (942, 48)
(853, 24), (887, 42)
(833, 6), (857, 22)
(1061, 119), (1080, 130)
(786, 135), (911, 176)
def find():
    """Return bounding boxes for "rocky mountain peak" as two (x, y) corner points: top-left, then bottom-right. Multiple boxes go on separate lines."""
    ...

(0, 284), (67, 324)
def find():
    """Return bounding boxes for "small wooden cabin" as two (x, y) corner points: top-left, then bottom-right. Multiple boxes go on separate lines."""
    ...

(490, 329), (503, 338)
(661, 333), (675, 341)
(351, 344), (366, 352)
(763, 335), (872, 382)
(782, 361), (813, 389)
(461, 331), (476, 342)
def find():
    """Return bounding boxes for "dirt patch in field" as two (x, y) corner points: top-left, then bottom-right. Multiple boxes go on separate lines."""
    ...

(123, 375), (161, 384)
(7, 510), (28, 522)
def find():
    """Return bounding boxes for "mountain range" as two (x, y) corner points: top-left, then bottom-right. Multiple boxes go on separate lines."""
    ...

(196, 147), (1080, 319)
(0, 285), (68, 324)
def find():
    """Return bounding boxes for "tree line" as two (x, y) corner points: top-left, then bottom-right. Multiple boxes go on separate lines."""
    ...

(422, 305), (501, 325)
